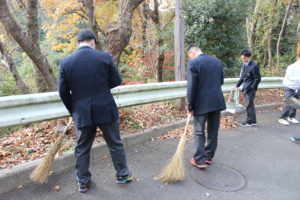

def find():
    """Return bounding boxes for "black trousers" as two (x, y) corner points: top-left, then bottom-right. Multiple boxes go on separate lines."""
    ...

(193, 111), (221, 164)
(244, 90), (257, 124)
(75, 120), (130, 185)
(280, 87), (299, 119)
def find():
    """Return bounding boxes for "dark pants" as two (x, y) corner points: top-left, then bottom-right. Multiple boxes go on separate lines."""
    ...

(280, 87), (299, 119)
(193, 111), (221, 164)
(75, 120), (130, 185)
(244, 90), (257, 124)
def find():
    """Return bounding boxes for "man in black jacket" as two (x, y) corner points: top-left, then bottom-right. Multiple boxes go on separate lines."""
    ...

(58, 29), (132, 193)
(187, 45), (226, 168)
(236, 49), (261, 127)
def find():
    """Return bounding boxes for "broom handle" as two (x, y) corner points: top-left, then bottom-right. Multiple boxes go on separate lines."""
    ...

(62, 118), (72, 136)
(183, 114), (191, 137)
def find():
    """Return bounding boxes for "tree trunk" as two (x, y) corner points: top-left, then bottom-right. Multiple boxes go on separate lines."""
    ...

(267, 0), (278, 70)
(247, 0), (261, 51)
(105, 0), (144, 65)
(0, 0), (57, 91)
(267, 29), (273, 69)
(140, 3), (148, 57)
(145, 0), (165, 82)
(276, 0), (293, 68)
(26, 0), (48, 92)
(80, 0), (102, 50)
(0, 40), (30, 94)
(156, 42), (165, 82)
(297, 21), (300, 41)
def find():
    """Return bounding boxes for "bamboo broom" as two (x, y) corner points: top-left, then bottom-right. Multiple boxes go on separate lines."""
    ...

(30, 118), (72, 184)
(156, 113), (191, 183)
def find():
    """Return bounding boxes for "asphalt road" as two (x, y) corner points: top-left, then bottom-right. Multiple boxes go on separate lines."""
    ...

(1, 111), (300, 200)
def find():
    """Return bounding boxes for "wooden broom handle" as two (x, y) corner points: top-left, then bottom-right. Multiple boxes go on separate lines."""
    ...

(62, 118), (72, 135)
(183, 114), (191, 135)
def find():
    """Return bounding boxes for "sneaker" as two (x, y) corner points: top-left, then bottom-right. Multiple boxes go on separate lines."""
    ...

(252, 122), (257, 126)
(288, 117), (299, 124)
(190, 158), (207, 169)
(291, 135), (300, 144)
(240, 122), (252, 127)
(278, 119), (290, 126)
(78, 183), (89, 193)
(116, 173), (133, 184)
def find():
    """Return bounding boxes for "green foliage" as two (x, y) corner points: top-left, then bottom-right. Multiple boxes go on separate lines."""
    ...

(183, 0), (249, 77)
(252, 0), (298, 72)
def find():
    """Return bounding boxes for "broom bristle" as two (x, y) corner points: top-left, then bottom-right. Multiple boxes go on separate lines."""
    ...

(156, 114), (191, 183)
(156, 132), (187, 183)
(29, 134), (64, 184)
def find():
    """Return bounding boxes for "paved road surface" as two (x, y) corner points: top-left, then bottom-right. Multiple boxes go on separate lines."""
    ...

(1, 111), (300, 200)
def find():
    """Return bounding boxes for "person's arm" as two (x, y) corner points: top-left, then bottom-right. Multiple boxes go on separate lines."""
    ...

(236, 65), (244, 88)
(58, 62), (72, 115)
(108, 55), (122, 89)
(251, 64), (261, 90)
(187, 61), (198, 112)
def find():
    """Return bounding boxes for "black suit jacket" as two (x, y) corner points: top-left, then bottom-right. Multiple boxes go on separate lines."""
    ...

(58, 46), (121, 128)
(187, 54), (226, 115)
(236, 60), (261, 93)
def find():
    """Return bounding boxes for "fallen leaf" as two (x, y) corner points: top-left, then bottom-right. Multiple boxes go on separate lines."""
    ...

(54, 185), (61, 191)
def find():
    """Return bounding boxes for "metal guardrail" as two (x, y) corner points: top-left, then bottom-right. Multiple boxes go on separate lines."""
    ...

(0, 77), (283, 128)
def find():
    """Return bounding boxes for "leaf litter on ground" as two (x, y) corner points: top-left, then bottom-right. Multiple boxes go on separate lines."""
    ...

(0, 88), (286, 169)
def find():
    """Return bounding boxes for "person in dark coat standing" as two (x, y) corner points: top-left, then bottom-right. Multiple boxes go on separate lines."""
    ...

(187, 45), (226, 168)
(236, 49), (261, 127)
(58, 29), (132, 193)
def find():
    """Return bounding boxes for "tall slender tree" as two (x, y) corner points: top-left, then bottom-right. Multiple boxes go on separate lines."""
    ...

(276, 0), (293, 68)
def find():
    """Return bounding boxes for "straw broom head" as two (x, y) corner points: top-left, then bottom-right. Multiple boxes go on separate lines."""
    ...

(156, 114), (191, 183)
(29, 119), (72, 184)
(29, 134), (64, 184)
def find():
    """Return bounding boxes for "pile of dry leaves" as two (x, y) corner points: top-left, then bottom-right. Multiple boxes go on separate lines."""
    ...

(0, 88), (284, 169)
(156, 116), (238, 141)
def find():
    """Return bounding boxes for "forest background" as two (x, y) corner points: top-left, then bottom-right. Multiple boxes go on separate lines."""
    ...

(0, 0), (299, 96)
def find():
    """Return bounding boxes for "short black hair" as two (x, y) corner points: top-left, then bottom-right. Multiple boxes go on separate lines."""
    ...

(187, 44), (200, 52)
(77, 29), (97, 43)
(240, 49), (252, 57)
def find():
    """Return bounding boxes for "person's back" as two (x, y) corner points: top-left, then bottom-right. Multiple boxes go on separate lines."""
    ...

(61, 47), (120, 127)
(188, 53), (225, 115)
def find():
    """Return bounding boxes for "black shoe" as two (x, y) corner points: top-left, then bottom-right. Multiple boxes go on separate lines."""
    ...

(252, 122), (257, 126)
(116, 173), (133, 184)
(291, 135), (300, 144)
(240, 122), (252, 127)
(78, 183), (90, 193)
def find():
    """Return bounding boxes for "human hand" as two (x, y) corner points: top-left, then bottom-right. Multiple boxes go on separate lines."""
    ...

(187, 109), (193, 116)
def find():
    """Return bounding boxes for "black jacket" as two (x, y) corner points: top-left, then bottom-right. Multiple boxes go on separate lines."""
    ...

(236, 60), (261, 93)
(58, 46), (121, 128)
(187, 54), (226, 115)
